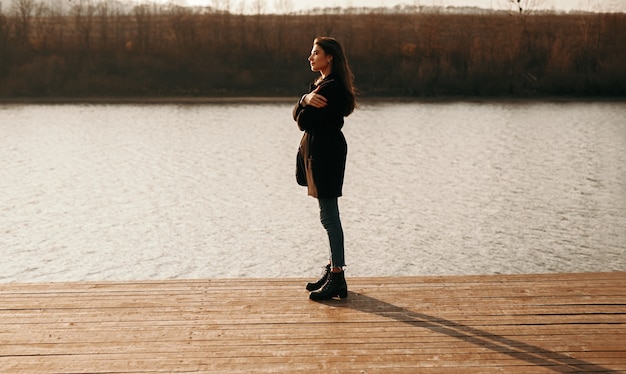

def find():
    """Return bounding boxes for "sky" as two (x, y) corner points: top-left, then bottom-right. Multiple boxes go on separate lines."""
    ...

(287, 0), (625, 13)
(203, 0), (626, 14)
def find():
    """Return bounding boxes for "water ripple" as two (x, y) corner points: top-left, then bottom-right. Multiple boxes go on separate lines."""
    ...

(1, 101), (625, 282)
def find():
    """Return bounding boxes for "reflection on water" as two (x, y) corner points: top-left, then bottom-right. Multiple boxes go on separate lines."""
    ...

(1, 101), (625, 282)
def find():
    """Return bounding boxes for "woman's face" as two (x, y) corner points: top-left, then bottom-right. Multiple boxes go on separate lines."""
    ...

(309, 44), (332, 75)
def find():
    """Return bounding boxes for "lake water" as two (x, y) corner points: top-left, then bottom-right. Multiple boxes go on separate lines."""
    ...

(1, 100), (625, 283)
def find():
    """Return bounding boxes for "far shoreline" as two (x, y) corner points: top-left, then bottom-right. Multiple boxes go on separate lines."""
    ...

(0, 95), (624, 105)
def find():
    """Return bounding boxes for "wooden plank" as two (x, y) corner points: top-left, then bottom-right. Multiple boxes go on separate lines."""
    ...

(0, 272), (624, 373)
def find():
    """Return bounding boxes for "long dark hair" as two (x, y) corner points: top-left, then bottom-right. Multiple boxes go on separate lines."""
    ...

(314, 37), (357, 116)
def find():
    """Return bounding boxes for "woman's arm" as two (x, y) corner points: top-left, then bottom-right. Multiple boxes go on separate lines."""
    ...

(302, 87), (328, 108)
(293, 81), (342, 131)
(293, 87), (327, 123)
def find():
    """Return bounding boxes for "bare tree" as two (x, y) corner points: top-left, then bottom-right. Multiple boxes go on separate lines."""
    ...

(0, 5), (9, 74)
(12, 0), (34, 43)
(133, 3), (156, 53)
(506, 0), (546, 14)
(96, 1), (110, 49)
(211, 0), (232, 13)
(72, 0), (96, 52)
(167, 5), (197, 50)
(33, 2), (49, 49)
(274, 0), (292, 14)
(251, 0), (265, 15)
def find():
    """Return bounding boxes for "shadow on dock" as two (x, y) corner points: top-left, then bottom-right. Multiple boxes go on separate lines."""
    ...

(315, 291), (618, 373)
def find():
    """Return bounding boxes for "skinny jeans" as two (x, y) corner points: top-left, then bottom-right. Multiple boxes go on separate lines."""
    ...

(318, 197), (345, 268)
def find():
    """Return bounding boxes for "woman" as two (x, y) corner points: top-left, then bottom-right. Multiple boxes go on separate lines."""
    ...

(293, 37), (357, 301)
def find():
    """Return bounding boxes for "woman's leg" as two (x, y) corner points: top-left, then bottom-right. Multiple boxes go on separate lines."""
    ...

(318, 197), (345, 270)
(311, 197), (348, 300)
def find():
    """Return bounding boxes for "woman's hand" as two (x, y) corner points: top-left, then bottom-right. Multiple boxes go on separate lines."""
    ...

(303, 87), (328, 108)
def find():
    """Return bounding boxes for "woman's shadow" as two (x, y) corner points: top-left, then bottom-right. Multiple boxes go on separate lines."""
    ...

(315, 291), (617, 373)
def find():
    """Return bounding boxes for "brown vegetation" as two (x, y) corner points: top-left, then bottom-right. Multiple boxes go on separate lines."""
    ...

(0, 2), (624, 98)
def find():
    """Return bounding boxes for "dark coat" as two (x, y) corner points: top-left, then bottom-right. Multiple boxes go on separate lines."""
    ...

(293, 73), (348, 198)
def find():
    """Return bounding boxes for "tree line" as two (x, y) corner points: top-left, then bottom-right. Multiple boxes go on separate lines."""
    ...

(0, 0), (624, 98)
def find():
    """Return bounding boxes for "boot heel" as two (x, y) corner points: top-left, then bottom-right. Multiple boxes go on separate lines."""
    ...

(338, 288), (348, 299)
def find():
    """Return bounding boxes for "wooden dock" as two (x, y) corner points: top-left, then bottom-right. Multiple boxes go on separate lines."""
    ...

(1, 272), (625, 373)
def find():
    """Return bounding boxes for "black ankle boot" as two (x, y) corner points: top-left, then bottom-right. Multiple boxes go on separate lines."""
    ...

(309, 270), (348, 300)
(306, 264), (331, 291)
